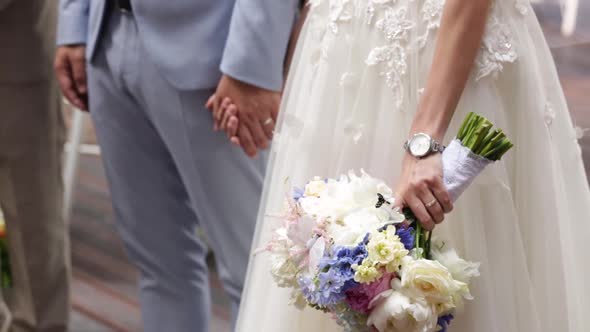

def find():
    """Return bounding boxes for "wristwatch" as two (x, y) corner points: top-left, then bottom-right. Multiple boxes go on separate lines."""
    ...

(403, 133), (445, 158)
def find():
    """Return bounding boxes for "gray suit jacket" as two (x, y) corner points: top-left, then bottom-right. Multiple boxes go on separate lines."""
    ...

(57, 0), (299, 91)
(0, 0), (57, 83)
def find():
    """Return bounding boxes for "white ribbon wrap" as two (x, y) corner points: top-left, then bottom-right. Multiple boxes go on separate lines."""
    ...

(442, 139), (493, 202)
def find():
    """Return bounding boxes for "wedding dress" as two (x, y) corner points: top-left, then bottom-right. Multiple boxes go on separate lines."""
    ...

(236, 0), (590, 331)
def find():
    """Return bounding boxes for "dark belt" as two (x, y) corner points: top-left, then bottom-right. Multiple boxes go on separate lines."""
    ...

(114, 0), (132, 13)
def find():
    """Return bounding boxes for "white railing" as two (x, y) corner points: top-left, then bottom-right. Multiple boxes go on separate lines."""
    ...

(62, 103), (100, 221)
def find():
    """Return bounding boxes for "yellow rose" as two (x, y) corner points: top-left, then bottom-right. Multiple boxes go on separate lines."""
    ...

(401, 258), (469, 311)
(304, 177), (327, 197)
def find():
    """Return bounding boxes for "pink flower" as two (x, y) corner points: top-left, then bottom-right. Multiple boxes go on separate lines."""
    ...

(345, 273), (394, 314)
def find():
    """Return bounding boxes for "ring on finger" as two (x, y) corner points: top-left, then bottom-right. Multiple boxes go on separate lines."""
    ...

(425, 199), (437, 208)
(263, 118), (274, 126)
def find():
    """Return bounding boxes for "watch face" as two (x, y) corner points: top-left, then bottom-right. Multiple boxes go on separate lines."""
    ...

(409, 134), (432, 157)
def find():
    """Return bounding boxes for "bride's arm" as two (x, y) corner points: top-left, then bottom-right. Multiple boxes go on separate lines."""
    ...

(412, 0), (492, 141)
(395, 0), (493, 230)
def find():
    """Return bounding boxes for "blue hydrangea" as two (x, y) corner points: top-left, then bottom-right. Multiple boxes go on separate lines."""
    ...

(437, 314), (454, 332)
(293, 187), (305, 201)
(318, 236), (369, 292)
(298, 275), (320, 305)
(317, 268), (347, 306)
(395, 226), (415, 250)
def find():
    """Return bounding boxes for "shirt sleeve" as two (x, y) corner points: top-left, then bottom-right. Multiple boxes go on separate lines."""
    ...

(56, 0), (90, 46)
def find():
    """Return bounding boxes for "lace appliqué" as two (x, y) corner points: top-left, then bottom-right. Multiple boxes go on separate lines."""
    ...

(339, 72), (358, 86)
(515, 0), (529, 15)
(474, 16), (518, 81)
(366, 7), (415, 107)
(327, 0), (356, 34)
(575, 126), (589, 140)
(544, 102), (556, 127)
(312, 0), (518, 100)
(417, 0), (445, 48)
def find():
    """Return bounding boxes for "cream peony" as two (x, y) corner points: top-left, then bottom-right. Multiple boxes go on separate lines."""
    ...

(367, 285), (438, 332)
(400, 258), (472, 312)
(430, 240), (480, 284)
(329, 208), (390, 247)
(308, 170), (403, 223)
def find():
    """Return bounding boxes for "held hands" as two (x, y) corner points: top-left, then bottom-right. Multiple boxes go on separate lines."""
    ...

(206, 75), (279, 157)
(54, 45), (88, 111)
(394, 153), (453, 230)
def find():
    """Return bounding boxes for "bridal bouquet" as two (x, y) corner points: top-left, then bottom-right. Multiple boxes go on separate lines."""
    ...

(0, 211), (11, 289)
(264, 113), (512, 332)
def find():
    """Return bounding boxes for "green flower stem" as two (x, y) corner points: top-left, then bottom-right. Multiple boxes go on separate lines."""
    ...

(0, 239), (12, 289)
(457, 112), (513, 161)
(415, 222), (422, 259)
(405, 207), (432, 259)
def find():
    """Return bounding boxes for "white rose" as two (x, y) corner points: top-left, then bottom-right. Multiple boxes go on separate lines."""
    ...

(304, 177), (327, 197)
(298, 196), (323, 217)
(430, 241), (480, 284)
(328, 208), (390, 247)
(367, 288), (438, 332)
(401, 258), (471, 311)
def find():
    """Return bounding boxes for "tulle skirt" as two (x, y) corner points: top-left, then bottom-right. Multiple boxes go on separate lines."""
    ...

(236, 1), (590, 331)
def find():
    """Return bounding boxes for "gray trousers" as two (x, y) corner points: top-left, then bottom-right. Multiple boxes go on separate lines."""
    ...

(87, 11), (266, 332)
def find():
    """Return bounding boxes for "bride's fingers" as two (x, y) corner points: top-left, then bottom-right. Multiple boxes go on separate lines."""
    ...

(419, 190), (444, 224)
(230, 136), (241, 146)
(214, 97), (231, 128)
(227, 116), (239, 138)
(405, 195), (435, 231)
(430, 178), (453, 213)
(213, 105), (224, 131)
(221, 104), (237, 131)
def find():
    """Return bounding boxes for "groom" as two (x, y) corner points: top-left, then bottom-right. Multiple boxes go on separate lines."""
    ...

(55, 0), (298, 331)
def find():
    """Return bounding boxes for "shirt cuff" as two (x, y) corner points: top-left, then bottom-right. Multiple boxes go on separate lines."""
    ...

(57, 12), (89, 46)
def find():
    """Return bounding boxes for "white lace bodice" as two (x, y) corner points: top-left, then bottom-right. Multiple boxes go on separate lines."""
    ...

(306, 0), (528, 109)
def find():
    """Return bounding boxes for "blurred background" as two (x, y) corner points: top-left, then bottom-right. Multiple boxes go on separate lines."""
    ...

(57, 1), (588, 331)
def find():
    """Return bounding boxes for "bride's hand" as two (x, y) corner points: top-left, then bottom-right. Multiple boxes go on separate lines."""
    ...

(394, 154), (453, 230)
(204, 94), (242, 145)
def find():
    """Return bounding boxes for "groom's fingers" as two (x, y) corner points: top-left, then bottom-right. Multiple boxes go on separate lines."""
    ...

(205, 94), (215, 111)
(242, 115), (269, 150)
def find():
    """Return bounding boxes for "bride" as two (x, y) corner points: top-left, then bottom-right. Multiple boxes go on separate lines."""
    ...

(213, 0), (590, 331)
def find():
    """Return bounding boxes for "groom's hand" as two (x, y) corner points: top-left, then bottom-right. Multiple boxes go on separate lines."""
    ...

(55, 45), (88, 111)
(214, 75), (279, 157)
